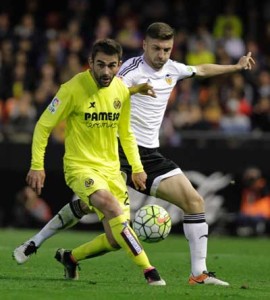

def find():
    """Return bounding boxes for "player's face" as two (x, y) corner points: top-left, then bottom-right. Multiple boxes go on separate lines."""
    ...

(143, 37), (173, 70)
(89, 52), (121, 87)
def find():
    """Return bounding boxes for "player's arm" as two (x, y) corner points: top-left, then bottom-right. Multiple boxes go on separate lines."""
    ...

(27, 86), (72, 195)
(195, 52), (255, 78)
(118, 87), (147, 191)
(128, 83), (156, 98)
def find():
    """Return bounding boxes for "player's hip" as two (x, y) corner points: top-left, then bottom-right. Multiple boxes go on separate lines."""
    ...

(119, 144), (181, 195)
(65, 168), (129, 220)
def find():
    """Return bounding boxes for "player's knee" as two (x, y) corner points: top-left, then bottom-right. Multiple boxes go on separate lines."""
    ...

(90, 190), (122, 217)
(78, 199), (91, 213)
(184, 193), (205, 214)
(70, 199), (90, 218)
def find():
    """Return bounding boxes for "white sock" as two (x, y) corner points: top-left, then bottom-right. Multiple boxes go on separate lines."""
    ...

(183, 213), (208, 276)
(29, 203), (80, 247)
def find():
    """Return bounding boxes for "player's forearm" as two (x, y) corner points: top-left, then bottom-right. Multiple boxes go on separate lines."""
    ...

(119, 133), (143, 173)
(195, 63), (242, 77)
(128, 83), (156, 97)
(128, 85), (139, 95)
(121, 140), (144, 173)
(118, 100), (143, 172)
(31, 122), (51, 170)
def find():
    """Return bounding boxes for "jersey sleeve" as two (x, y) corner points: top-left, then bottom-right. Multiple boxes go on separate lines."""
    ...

(175, 62), (197, 80)
(118, 85), (144, 173)
(31, 85), (73, 170)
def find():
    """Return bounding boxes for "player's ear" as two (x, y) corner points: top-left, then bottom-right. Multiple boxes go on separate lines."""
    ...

(142, 40), (146, 51)
(119, 60), (123, 67)
(88, 57), (93, 66)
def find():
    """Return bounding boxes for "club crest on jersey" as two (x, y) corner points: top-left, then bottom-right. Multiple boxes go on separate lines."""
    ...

(48, 97), (61, 114)
(113, 98), (121, 109)
(84, 178), (94, 188)
(165, 74), (172, 85)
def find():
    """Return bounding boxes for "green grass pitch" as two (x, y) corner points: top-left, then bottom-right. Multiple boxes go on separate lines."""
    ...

(0, 228), (269, 300)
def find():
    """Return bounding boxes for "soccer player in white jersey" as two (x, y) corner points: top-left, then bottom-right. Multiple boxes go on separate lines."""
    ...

(13, 38), (165, 285)
(13, 23), (255, 286)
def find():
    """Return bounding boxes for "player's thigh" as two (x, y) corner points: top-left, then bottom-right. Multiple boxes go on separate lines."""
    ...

(156, 173), (204, 213)
(66, 170), (111, 220)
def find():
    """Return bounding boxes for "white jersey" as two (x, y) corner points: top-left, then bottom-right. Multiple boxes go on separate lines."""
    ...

(118, 56), (196, 148)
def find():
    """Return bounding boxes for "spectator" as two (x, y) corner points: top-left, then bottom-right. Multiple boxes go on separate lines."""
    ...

(251, 96), (270, 131)
(218, 23), (246, 62)
(5, 91), (37, 143)
(37, 37), (66, 70)
(0, 12), (12, 41)
(59, 53), (83, 83)
(213, 3), (243, 39)
(236, 167), (270, 236)
(33, 63), (59, 119)
(170, 29), (188, 62)
(199, 84), (223, 129)
(92, 15), (113, 42)
(12, 186), (52, 228)
(186, 38), (216, 66)
(188, 24), (216, 54)
(219, 91), (252, 134)
(115, 16), (142, 60)
(257, 70), (270, 99)
(230, 73), (255, 106)
(0, 39), (14, 99)
(0, 99), (4, 141)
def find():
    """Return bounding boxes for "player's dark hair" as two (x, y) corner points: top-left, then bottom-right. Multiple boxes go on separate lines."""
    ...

(91, 38), (123, 61)
(145, 22), (175, 40)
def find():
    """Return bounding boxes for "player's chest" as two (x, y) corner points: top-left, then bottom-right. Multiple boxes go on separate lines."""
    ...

(75, 90), (124, 120)
(136, 71), (177, 94)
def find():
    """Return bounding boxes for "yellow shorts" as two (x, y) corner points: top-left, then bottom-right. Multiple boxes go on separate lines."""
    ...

(65, 169), (130, 221)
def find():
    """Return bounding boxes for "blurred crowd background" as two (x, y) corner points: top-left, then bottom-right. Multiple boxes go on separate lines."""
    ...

(1, 0), (270, 235)
(1, 0), (270, 146)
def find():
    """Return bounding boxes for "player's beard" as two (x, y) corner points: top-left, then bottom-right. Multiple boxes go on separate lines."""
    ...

(96, 74), (114, 87)
(151, 59), (166, 70)
(145, 55), (166, 70)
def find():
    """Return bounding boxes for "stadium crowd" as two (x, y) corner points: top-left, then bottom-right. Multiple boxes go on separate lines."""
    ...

(1, 0), (270, 146)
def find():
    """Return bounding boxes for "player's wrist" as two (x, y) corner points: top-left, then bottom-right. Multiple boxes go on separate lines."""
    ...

(128, 86), (138, 95)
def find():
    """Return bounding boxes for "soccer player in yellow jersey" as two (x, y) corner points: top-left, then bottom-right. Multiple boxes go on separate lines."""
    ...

(22, 38), (165, 285)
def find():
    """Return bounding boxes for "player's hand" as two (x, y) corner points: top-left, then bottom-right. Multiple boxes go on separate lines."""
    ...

(129, 83), (156, 98)
(137, 82), (156, 98)
(26, 169), (46, 195)
(237, 52), (255, 70)
(132, 171), (147, 191)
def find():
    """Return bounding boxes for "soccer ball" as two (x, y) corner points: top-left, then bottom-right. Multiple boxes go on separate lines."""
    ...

(133, 204), (172, 243)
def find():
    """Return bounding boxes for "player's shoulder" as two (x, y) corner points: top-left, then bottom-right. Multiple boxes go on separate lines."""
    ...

(114, 75), (127, 86)
(64, 70), (88, 83)
(166, 58), (187, 69)
(166, 59), (196, 76)
(61, 70), (89, 91)
(112, 76), (130, 93)
(118, 56), (143, 76)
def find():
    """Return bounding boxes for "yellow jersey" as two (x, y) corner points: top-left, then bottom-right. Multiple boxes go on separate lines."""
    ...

(31, 70), (143, 176)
